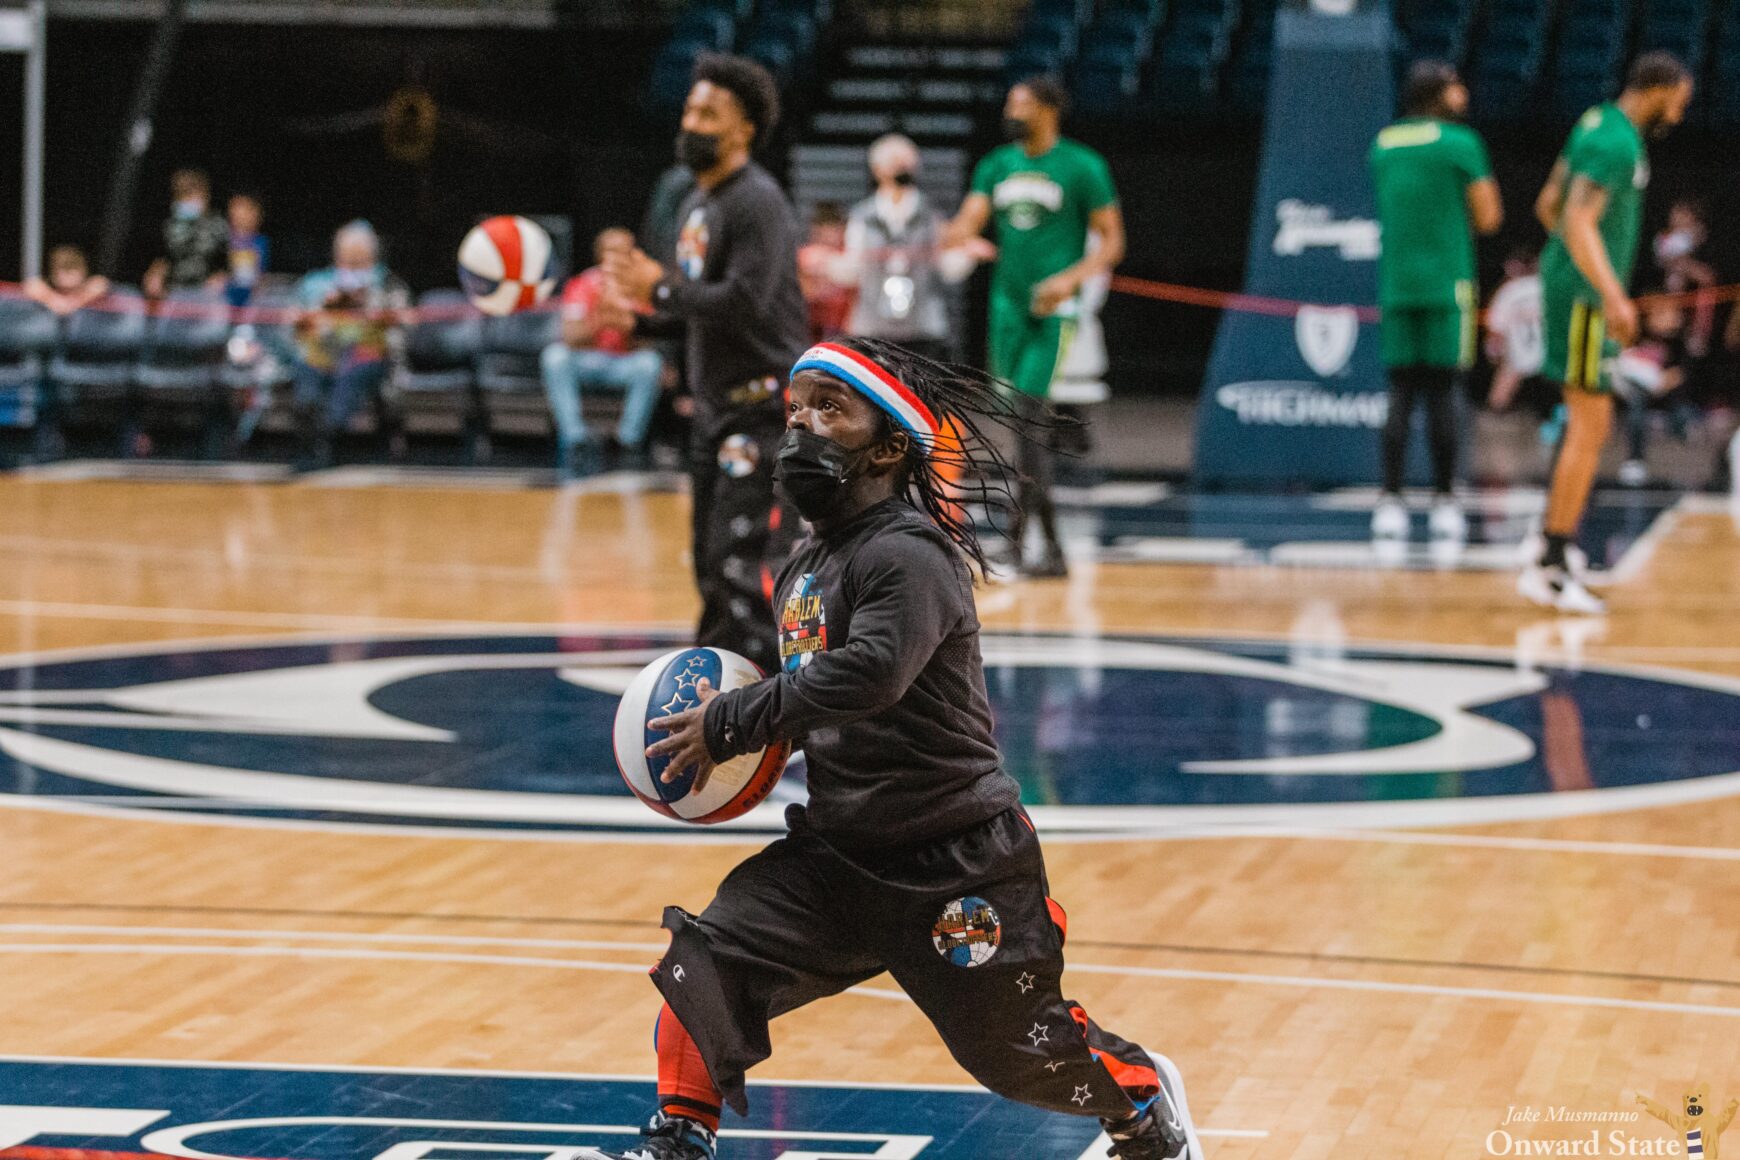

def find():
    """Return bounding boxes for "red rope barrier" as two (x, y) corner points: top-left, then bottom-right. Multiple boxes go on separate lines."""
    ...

(2, 274), (1737, 325)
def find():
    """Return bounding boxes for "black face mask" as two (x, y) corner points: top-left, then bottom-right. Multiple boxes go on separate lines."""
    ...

(891, 170), (916, 187)
(1001, 117), (1032, 144)
(774, 429), (873, 523)
(675, 130), (722, 172)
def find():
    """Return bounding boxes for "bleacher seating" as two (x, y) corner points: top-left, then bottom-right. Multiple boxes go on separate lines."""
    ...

(49, 287), (148, 400)
(1224, 0), (1278, 114)
(1072, 1), (1164, 117)
(1640, 0), (1709, 80)
(1144, 0), (1240, 114)
(0, 298), (58, 398)
(1006, 9), (1081, 80)
(476, 308), (562, 441)
(398, 289), (487, 456)
(1548, 0), (1630, 116)
(650, 0), (832, 117)
(1471, 0), (1553, 117)
(1396, 0), (1478, 64)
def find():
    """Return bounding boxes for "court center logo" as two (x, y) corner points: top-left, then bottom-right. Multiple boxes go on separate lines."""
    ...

(932, 896), (1001, 967)
(0, 631), (1737, 838)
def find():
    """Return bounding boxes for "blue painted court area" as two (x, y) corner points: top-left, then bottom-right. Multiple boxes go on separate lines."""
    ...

(0, 1058), (1108, 1158)
(1050, 484), (1678, 570)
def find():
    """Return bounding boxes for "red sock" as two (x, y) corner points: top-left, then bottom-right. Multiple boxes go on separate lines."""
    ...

(655, 1003), (722, 1133)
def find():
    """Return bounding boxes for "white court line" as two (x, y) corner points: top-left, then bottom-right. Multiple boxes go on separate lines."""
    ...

(6, 791), (1740, 859)
(0, 599), (695, 633)
(0, 922), (671, 951)
(0, 940), (1732, 1020)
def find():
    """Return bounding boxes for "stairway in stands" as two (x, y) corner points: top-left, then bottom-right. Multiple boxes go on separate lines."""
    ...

(786, 41), (1009, 218)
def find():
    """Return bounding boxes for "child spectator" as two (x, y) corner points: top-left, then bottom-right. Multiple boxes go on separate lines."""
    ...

(23, 245), (111, 315)
(224, 193), (269, 307)
(142, 169), (229, 298)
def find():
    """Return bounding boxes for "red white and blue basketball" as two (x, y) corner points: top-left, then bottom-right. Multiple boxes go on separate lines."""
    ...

(612, 646), (790, 824)
(457, 214), (556, 316)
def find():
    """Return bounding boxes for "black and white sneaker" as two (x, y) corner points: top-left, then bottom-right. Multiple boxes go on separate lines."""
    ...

(1101, 1052), (1203, 1159)
(593, 1110), (717, 1160)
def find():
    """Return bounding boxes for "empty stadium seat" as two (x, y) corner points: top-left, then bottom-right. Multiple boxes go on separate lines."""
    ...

(1471, 0), (1551, 117)
(135, 290), (231, 393)
(398, 289), (487, 457)
(0, 297), (58, 394)
(49, 287), (147, 399)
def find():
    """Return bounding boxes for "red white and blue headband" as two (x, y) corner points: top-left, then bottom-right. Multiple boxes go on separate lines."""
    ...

(790, 342), (941, 455)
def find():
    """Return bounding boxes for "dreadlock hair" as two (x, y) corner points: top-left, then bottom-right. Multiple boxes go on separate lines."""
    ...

(823, 336), (1070, 577)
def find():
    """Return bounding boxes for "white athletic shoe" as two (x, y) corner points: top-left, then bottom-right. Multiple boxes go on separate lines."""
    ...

(1371, 496), (1408, 542)
(1150, 1051), (1204, 1160)
(1553, 576), (1607, 615)
(1428, 498), (1467, 543)
(1518, 565), (1608, 615)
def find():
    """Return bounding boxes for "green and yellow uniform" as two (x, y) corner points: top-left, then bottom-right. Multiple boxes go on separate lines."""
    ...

(1368, 116), (1492, 370)
(969, 138), (1118, 398)
(1539, 102), (1648, 390)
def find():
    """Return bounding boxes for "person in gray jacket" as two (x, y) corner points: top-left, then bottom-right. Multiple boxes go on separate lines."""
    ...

(829, 134), (988, 362)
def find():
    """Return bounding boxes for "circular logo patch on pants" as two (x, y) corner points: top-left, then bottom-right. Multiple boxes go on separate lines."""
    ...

(717, 434), (760, 478)
(932, 896), (1002, 967)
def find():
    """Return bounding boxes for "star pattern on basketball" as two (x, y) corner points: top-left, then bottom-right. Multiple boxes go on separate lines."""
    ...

(1016, 972), (1036, 993)
(661, 691), (692, 716)
(1072, 1084), (1092, 1106)
(1027, 1023), (1049, 1047)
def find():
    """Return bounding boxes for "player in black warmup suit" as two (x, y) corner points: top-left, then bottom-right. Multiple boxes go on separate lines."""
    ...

(599, 339), (1204, 1160)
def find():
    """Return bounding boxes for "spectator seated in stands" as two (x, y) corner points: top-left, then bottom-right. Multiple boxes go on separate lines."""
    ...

(23, 244), (111, 316)
(797, 201), (855, 342)
(291, 219), (410, 467)
(142, 169), (230, 299)
(223, 193), (270, 308)
(539, 227), (663, 478)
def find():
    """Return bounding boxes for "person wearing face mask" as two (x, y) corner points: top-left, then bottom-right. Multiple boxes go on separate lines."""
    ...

(943, 75), (1125, 579)
(291, 219), (410, 468)
(829, 134), (986, 363)
(1651, 199), (1716, 357)
(1521, 51), (1694, 615)
(606, 338), (1204, 1160)
(603, 54), (808, 674)
(142, 169), (230, 299)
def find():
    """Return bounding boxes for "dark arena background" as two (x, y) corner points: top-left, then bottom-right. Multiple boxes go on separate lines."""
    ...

(0, 1), (1734, 1158)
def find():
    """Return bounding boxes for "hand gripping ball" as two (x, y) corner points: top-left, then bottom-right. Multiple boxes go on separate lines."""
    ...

(613, 646), (790, 823)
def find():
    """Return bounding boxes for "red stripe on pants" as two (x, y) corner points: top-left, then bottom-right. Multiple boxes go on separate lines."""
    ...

(656, 1001), (723, 1132)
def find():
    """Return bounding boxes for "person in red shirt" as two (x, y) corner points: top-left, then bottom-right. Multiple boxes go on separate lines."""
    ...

(796, 202), (855, 342)
(540, 227), (665, 476)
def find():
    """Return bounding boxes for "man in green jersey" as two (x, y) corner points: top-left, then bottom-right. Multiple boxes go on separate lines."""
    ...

(1520, 52), (1692, 615)
(945, 76), (1125, 578)
(1368, 61), (1502, 549)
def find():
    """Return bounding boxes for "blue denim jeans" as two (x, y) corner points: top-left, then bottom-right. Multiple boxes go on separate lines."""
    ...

(539, 343), (662, 448)
(293, 355), (388, 432)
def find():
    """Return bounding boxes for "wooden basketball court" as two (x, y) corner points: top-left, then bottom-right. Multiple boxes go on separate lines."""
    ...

(0, 472), (1734, 1159)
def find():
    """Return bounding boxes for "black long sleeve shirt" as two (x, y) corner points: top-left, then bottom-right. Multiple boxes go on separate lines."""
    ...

(651, 162), (809, 417)
(703, 498), (1018, 849)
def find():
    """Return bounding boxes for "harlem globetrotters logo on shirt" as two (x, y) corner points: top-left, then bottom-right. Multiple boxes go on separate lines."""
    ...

(992, 172), (1065, 231)
(779, 574), (827, 673)
(676, 206), (709, 280)
(932, 896), (1002, 967)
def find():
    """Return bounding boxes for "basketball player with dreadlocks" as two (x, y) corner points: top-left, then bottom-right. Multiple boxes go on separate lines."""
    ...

(597, 338), (1203, 1160)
